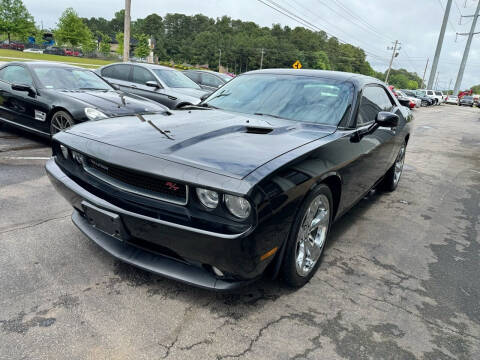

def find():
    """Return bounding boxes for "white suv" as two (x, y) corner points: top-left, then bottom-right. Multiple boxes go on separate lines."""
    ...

(418, 89), (443, 105)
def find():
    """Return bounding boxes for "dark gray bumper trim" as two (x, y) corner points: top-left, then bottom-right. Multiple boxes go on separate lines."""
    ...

(72, 210), (250, 291)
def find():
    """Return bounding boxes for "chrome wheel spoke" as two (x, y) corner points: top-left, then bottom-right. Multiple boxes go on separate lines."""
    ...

(295, 194), (330, 277)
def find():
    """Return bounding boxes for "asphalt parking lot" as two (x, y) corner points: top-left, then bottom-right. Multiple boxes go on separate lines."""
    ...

(1, 105), (479, 359)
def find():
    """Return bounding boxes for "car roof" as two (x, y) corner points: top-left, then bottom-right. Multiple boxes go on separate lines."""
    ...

(5, 61), (83, 70)
(242, 68), (384, 87)
(104, 62), (175, 71)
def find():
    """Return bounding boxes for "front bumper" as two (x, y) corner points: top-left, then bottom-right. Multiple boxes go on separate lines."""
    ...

(45, 159), (267, 291)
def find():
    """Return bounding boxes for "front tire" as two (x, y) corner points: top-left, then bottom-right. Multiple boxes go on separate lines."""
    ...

(281, 184), (333, 288)
(382, 142), (406, 192)
(50, 110), (75, 136)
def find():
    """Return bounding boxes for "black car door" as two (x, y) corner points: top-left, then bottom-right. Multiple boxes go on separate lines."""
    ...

(0, 65), (49, 134)
(337, 84), (399, 212)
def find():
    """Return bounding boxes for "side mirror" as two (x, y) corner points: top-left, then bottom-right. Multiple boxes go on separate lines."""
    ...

(375, 111), (398, 128)
(146, 80), (160, 88)
(12, 83), (36, 97)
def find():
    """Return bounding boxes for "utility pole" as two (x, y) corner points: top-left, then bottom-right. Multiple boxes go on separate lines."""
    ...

(260, 48), (265, 69)
(421, 57), (429, 88)
(428, 0), (452, 89)
(453, 0), (480, 95)
(434, 72), (440, 90)
(218, 48), (222, 71)
(123, 0), (131, 62)
(385, 40), (400, 84)
(448, 78), (452, 93)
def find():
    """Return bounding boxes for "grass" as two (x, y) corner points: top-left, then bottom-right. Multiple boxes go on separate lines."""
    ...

(0, 49), (116, 68)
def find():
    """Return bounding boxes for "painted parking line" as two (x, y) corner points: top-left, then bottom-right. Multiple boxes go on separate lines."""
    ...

(3, 156), (51, 160)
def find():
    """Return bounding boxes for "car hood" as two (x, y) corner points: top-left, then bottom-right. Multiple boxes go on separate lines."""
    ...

(167, 87), (210, 102)
(56, 89), (166, 116)
(65, 109), (336, 179)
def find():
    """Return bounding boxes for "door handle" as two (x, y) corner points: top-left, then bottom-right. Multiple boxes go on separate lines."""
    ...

(131, 85), (137, 88)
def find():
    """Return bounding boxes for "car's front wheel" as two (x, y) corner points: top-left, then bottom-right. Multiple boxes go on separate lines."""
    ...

(281, 184), (333, 287)
(50, 110), (75, 136)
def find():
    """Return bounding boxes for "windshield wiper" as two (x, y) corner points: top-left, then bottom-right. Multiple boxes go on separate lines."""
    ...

(254, 112), (284, 119)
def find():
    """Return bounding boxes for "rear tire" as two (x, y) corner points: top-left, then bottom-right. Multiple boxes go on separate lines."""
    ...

(382, 142), (406, 192)
(281, 184), (333, 288)
(50, 110), (75, 136)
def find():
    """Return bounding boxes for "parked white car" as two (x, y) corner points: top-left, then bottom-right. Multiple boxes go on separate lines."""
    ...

(23, 48), (44, 54)
(445, 95), (458, 105)
(418, 89), (443, 105)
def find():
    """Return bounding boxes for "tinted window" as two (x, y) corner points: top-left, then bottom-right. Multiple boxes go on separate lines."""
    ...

(101, 64), (130, 81)
(184, 71), (201, 83)
(435, 91), (442, 96)
(33, 67), (111, 90)
(201, 73), (223, 87)
(0, 65), (33, 85)
(357, 86), (394, 126)
(204, 74), (354, 126)
(151, 69), (200, 89)
(132, 66), (156, 84)
(427, 90), (434, 95)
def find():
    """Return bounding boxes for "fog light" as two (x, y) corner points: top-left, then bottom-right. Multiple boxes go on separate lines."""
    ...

(212, 266), (224, 277)
(60, 144), (69, 159)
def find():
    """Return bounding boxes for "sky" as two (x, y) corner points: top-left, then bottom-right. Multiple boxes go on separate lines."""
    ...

(23, 0), (480, 89)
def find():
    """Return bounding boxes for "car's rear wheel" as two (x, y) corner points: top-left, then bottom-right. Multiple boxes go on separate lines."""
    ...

(50, 110), (75, 135)
(281, 184), (333, 287)
(382, 142), (406, 192)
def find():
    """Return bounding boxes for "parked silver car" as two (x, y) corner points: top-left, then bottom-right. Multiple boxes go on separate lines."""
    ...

(97, 63), (210, 109)
(183, 70), (233, 92)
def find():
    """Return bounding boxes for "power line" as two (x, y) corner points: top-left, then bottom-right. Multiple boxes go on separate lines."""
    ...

(255, 0), (391, 64)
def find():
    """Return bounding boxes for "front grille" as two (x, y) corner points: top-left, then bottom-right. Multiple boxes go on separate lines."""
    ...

(84, 156), (188, 205)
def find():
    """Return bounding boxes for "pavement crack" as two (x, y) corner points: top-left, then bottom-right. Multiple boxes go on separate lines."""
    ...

(0, 214), (70, 235)
(179, 338), (213, 351)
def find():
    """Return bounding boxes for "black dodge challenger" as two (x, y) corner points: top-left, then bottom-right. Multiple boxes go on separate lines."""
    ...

(46, 69), (412, 290)
(0, 62), (167, 137)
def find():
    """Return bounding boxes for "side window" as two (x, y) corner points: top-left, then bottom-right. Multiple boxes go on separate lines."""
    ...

(427, 90), (434, 95)
(357, 86), (394, 126)
(0, 66), (33, 86)
(184, 71), (200, 83)
(132, 66), (156, 84)
(102, 64), (130, 81)
(201, 73), (223, 88)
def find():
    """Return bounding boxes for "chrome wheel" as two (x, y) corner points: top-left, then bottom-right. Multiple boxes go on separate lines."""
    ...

(51, 112), (74, 134)
(394, 144), (406, 186)
(295, 194), (330, 277)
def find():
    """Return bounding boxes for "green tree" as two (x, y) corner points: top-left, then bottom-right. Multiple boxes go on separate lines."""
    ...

(55, 8), (91, 48)
(116, 32), (123, 56)
(134, 34), (150, 59)
(0, 0), (34, 42)
(407, 80), (418, 90)
(99, 33), (111, 57)
(81, 33), (96, 55)
(471, 84), (480, 94)
(312, 50), (331, 70)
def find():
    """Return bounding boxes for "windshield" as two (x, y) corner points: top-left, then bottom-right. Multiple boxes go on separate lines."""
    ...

(152, 69), (200, 89)
(416, 90), (426, 96)
(463, 96), (473, 100)
(203, 74), (354, 126)
(33, 67), (112, 90)
(435, 91), (442, 95)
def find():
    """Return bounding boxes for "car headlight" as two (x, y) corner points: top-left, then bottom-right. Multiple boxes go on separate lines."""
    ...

(224, 194), (251, 219)
(196, 188), (219, 209)
(85, 107), (108, 120)
(59, 144), (69, 159)
(71, 150), (84, 165)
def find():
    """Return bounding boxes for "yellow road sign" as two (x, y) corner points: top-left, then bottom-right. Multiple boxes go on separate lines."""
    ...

(292, 60), (302, 69)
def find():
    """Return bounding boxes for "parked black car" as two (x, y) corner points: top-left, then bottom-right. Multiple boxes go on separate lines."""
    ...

(402, 90), (433, 106)
(47, 69), (411, 290)
(0, 62), (167, 137)
(459, 95), (474, 107)
(43, 46), (66, 56)
(183, 70), (233, 92)
(97, 63), (210, 109)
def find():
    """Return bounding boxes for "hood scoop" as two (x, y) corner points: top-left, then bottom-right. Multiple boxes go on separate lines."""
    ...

(245, 126), (273, 134)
